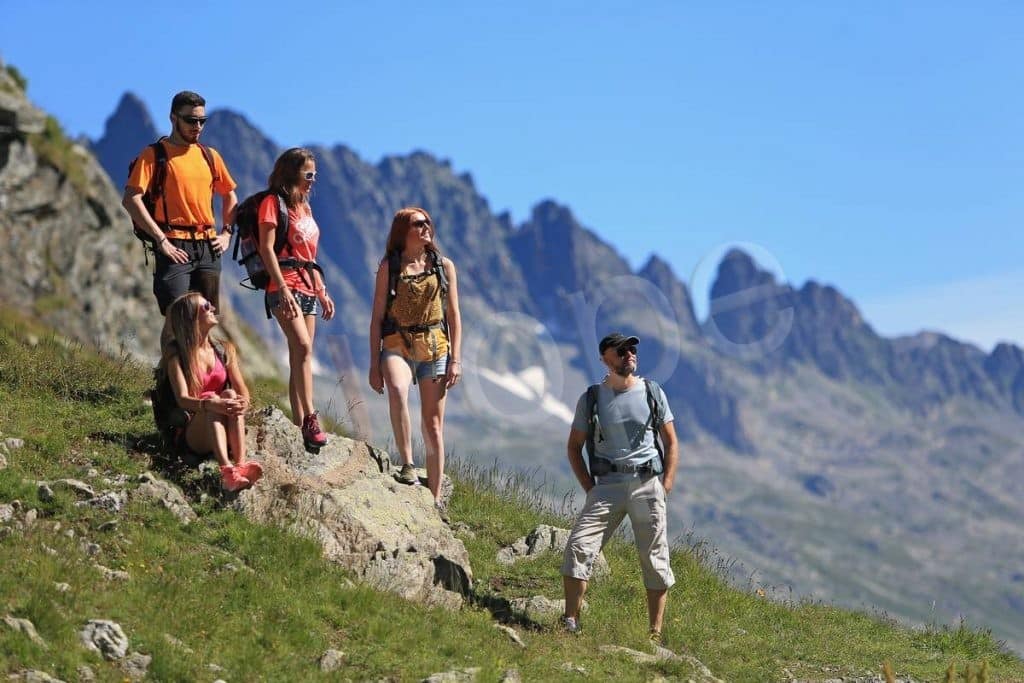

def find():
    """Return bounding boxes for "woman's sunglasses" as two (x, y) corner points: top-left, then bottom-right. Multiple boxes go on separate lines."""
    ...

(411, 219), (431, 230)
(199, 300), (213, 312)
(304, 172), (317, 181)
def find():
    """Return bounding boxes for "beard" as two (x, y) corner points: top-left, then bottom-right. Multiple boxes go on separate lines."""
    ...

(176, 121), (200, 144)
(612, 360), (635, 378)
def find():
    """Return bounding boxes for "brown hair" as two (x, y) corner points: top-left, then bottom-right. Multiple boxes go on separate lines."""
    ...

(162, 292), (235, 396)
(267, 147), (315, 208)
(384, 207), (439, 256)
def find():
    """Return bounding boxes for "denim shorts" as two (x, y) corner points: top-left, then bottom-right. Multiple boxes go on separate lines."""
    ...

(267, 289), (320, 316)
(381, 350), (448, 383)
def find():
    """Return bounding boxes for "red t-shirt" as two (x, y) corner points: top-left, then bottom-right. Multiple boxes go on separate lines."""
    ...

(257, 195), (321, 295)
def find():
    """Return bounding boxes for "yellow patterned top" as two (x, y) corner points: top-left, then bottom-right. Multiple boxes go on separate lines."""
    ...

(382, 269), (449, 362)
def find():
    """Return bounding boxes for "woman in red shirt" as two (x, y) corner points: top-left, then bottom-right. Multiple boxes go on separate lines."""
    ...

(258, 148), (335, 448)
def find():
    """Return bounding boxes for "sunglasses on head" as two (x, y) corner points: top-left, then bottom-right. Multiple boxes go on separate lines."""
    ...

(411, 219), (431, 229)
(304, 171), (317, 181)
(176, 114), (208, 126)
(615, 345), (638, 357)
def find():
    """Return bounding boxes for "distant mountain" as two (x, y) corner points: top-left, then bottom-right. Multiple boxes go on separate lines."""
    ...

(89, 92), (1024, 654)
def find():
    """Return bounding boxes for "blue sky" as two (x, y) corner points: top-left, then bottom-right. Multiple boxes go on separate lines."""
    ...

(3, 2), (1022, 349)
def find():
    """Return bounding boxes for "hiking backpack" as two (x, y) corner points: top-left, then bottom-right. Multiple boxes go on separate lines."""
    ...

(583, 378), (665, 476)
(126, 137), (219, 251)
(381, 248), (450, 341)
(231, 190), (324, 315)
(151, 342), (229, 444)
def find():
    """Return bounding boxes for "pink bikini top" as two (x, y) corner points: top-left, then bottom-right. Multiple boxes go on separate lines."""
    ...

(198, 353), (227, 398)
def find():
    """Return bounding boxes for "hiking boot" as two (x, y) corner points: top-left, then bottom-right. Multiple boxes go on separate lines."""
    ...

(648, 628), (663, 645)
(237, 460), (263, 485)
(301, 411), (328, 448)
(220, 465), (251, 492)
(396, 463), (417, 485)
(560, 615), (581, 634)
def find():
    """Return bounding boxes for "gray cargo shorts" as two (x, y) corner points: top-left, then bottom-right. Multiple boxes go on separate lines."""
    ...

(561, 473), (675, 590)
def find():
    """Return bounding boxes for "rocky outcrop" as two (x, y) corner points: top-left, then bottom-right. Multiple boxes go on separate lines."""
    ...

(238, 408), (473, 608)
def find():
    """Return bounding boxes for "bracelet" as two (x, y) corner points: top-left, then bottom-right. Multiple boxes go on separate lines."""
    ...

(222, 224), (233, 235)
(450, 359), (461, 365)
(158, 237), (168, 246)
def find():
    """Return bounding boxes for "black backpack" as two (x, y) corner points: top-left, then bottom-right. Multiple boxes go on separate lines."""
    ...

(127, 137), (219, 250)
(231, 190), (324, 316)
(151, 342), (229, 445)
(584, 378), (665, 476)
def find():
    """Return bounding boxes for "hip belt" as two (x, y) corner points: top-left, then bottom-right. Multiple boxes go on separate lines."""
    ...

(164, 226), (217, 241)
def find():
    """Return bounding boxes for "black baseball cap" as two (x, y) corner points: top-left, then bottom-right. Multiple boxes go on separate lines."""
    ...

(599, 333), (640, 354)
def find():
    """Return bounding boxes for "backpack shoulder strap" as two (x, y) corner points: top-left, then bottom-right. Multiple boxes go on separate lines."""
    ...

(272, 193), (291, 256)
(584, 383), (601, 469)
(430, 249), (449, 296)
(148, 139), (170, 228)
(386, 250), (402, 309)
(644, 378), (665, 466)
(196, 143), (220, 187)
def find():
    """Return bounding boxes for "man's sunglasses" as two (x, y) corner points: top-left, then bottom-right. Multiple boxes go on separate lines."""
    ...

(176, 114), (208, 127)
(304, 172), (317, 181)
(411, 219), (431, 229)
(615, 345), (638, 357)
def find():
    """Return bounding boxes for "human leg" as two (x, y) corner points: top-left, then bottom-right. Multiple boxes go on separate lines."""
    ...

(272, 303), (315, 425)
(153, 242), (195, 315)
(560, 482), (626, 622)
(382, 353), (415, 469)
(191, 242), (222, 313)
(627, 475), (675, 632)
(417, 361), (447, 503)
(184, 407), (249, 491)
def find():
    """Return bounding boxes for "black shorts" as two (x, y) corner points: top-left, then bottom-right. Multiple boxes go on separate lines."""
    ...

(153, 238), (221, 315)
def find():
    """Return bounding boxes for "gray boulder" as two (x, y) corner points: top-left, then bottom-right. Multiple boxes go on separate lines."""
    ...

(318, 649), (345, 672)
(236, 408), (472, 608)
(79, 620), (129, 660)
(422, 668), (480, 683)
(2, 615), (47, 648)
(509, 595), (585, 621)
(133, 472), (196, 524)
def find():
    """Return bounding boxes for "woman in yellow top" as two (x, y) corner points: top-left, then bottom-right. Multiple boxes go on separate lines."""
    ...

(369, 208), (462, 515)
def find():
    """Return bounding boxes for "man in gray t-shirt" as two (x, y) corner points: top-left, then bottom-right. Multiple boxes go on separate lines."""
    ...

(560, 332), (679, 644)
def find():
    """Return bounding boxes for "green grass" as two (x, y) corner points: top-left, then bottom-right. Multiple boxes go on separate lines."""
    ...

(0, 305), (1021, 682)
(26, 115), (91, 196)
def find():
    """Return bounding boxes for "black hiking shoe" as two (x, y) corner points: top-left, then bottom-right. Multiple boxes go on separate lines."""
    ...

(396, 463), (417, 485)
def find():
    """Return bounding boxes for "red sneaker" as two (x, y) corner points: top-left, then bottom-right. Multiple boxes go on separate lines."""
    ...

(302, 411), (329, 448)
(220, 465), (251, 492)
(237, 461), (263, 484)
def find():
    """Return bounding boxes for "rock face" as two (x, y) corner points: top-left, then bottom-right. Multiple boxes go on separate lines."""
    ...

(237, 408), (472, 608)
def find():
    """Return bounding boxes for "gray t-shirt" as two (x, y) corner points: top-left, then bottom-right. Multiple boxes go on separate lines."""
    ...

(571, 378), (674, 473)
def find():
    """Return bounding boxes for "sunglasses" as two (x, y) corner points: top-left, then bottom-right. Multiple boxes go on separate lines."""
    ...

(411, 219), (431, 230)
(615, 345), (638, 358)
(304, 171), (317, 181)
(176, 114), (208, 126)
(199, 300), (213, 312)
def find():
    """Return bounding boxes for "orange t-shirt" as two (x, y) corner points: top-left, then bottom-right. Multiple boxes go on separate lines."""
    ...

(257, 194), (321, 295)
(126, 141), (236, 227)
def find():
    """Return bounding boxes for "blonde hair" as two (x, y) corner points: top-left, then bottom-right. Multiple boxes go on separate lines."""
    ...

(162, 292), (235, 395)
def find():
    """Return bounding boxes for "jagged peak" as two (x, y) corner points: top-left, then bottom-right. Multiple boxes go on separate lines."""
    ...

(101, 92), (156, 133)
(639, 253), (675, 280)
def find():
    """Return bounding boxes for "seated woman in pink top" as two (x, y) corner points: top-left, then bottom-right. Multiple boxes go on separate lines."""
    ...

(162, 291), (262, 492)
(258, 148), (335, 449)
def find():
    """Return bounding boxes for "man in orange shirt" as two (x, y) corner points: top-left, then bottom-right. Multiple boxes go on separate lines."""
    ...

(122, 91), (237, 315)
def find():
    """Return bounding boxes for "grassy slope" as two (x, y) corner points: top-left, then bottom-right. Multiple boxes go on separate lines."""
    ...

(0, 306), (1019, 682)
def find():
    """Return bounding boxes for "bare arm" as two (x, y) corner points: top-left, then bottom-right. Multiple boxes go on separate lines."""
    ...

(443, 258), (462, 388)
(211, 190), (239, 257)
(659, 421), (679, 495)
(367, 261), (389, 393)
(567, 428), (594, 493)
